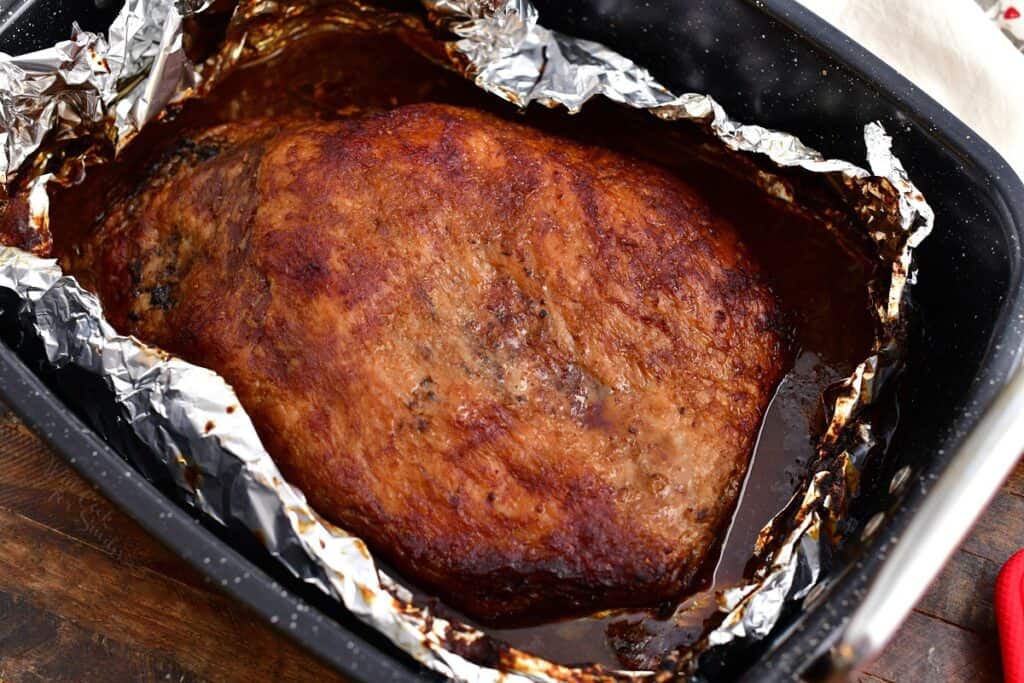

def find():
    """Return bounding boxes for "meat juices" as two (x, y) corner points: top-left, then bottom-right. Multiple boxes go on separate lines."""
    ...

(66, 104), (791, 623)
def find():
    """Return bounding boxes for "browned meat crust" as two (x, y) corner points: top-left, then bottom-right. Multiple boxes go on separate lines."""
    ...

(0, 196), (48, 255)
(65, 104), (790, 623)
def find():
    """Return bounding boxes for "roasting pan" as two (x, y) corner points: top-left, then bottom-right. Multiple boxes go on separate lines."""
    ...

(3, 1), (1024, 680)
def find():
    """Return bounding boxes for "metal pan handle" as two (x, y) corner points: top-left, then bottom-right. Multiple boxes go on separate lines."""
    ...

(816, 363), (1024, 680)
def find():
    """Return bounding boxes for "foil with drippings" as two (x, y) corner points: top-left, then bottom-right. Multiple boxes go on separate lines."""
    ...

(0, 1), (934, 681)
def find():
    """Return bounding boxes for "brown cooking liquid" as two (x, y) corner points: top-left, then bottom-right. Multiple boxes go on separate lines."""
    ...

(48, 19), (876, 671)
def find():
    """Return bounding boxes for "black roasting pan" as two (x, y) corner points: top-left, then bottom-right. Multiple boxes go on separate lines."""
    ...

(2, 1), (1024, 680)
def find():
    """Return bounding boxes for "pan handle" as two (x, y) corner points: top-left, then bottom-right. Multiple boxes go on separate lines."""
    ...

(813, 362), (1024, 681)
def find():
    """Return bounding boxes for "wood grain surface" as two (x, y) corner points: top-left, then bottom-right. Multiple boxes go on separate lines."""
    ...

(0, 399), (1017, 682)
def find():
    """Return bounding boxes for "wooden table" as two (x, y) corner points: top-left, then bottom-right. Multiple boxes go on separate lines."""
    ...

(0, 401), (1019, 682)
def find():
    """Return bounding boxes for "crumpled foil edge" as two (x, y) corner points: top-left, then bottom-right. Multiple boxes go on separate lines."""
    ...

(1, 0), (203, 254)
(0, 0), (934, 680)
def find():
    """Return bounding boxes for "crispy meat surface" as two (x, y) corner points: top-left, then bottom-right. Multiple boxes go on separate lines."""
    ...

(66, 104), (790, 622)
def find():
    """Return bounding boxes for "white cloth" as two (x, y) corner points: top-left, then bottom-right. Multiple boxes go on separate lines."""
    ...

(795, 0), (1024, 182)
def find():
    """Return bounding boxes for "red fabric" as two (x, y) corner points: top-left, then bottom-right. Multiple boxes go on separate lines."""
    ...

(997, 550), (1024, 683)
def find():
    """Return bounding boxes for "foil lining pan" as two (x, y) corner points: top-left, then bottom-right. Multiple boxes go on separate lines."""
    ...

(0, 0), (934, 680)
